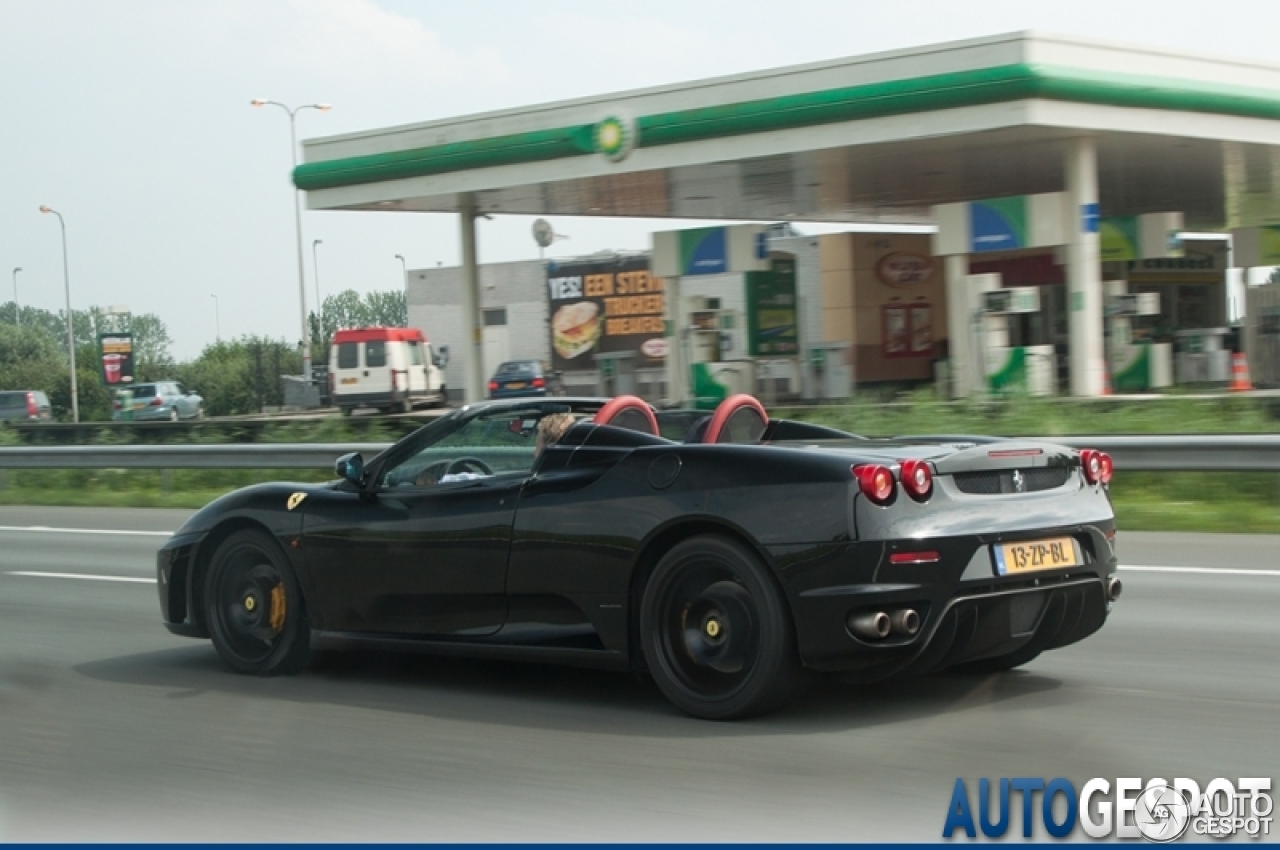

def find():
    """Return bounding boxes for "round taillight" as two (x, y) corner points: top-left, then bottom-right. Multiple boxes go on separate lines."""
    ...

(900, 459), (933, 501)
(853, 464), (896, 505)
(1098, 452), (1114, 484)
(1080, 449), (1107, 485)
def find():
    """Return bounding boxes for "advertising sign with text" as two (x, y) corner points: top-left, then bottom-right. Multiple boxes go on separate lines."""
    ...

(546, 256), (666, 372)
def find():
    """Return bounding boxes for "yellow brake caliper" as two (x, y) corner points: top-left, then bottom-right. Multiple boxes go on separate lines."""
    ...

(268, 583), (287, 634)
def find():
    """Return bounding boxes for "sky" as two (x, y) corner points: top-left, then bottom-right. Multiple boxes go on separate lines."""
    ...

(2, 0), (1278, 360)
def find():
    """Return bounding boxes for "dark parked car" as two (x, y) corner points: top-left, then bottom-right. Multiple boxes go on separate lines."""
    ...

(112, 382), (204, 422)
(0, 390), (52, 422)
(487, 360), (552, 398)
(155, 394), (1120, 720)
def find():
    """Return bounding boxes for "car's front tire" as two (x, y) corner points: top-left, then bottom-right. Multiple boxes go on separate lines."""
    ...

(204, 529), (311, 675)
(639, 535), (802, 720)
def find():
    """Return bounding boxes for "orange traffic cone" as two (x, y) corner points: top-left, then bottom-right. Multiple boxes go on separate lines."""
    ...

(1229, 351), (1253, 392)
(1102, 362), (1113, 396)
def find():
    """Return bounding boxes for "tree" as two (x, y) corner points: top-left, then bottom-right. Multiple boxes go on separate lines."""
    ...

(0, 305), (173, 420)
(0, 323), (64, 394)
(177, 336), (302, 417)
(309, 288), (409, 365)
(120, 312), (175, 380)
(1267, 266), (1280, 285)
(365, 289), (407, 327)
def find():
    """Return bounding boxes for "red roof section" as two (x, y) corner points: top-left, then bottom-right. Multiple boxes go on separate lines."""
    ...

(332, 327), (426, 344)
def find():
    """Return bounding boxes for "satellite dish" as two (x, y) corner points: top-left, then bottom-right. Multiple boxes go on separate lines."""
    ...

(532, 218), (555, 248)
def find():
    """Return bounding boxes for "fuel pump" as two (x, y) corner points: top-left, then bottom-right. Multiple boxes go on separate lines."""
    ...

(684, 296), (752, 407)
(980, 286), (1056, 395)
(1105, 282), (1169, 391)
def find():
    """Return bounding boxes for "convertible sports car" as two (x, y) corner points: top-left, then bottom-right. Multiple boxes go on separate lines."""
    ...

(156, 394), (1121, 720)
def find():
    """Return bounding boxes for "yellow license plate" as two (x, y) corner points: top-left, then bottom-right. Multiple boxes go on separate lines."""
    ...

(506, 381), (527, 389)
(994, 537), (1080, 575)
(341, 377), (358, 385)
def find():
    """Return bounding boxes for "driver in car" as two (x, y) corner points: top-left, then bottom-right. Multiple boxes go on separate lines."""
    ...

(534, 412), (575, 459)
(413, 412), (577, 486)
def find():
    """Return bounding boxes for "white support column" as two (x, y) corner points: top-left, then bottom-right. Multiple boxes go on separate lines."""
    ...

(944, 255), (972, 398)
(458, 200), (485, 404)
(1065, 137), (1105, 397)
(664, 275), (686, 404)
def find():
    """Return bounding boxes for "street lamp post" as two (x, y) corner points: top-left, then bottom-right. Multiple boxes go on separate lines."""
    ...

(251, 98), (330, 384)
(38, 206), (78, 423)
(312, 239), (323, 314)
(10, 267), (20, 326)
(211, 294), (221, 341)
(395, 254), (407, 287)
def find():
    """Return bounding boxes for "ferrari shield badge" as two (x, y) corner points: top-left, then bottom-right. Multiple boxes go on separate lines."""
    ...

(286, 492), (307, 511)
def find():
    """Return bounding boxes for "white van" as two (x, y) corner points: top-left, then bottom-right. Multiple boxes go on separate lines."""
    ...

(328, 327), (447, 415)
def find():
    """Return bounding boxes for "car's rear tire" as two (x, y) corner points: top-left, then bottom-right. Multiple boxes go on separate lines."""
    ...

(204, 529), (311, 676)
(639, 535), (802, 720)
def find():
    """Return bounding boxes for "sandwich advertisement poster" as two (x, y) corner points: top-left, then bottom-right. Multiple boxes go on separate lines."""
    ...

(546, 256), (667, 372)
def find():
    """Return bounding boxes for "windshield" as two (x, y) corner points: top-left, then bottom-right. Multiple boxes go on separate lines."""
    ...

(380, 404), (579, 488)
(495, 361), (540, 377)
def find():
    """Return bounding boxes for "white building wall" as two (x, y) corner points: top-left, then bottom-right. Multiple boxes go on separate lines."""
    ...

(405, 259), (549, 398)
(772, 235), (824, 398)
(408, 303), (465, 392)
(506, 301), (550, 363)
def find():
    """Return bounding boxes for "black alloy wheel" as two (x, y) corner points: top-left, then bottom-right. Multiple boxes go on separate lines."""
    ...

(204, 529), (311, 675)
(640, 535), (803, 720)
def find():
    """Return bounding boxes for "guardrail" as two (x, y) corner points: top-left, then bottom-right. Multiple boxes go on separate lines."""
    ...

(0, 443), (391, 470)
(0, 436), (1278, 471)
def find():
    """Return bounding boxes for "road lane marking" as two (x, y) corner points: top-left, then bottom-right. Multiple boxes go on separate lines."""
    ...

(6, 571), (156, 584)
(1121, 565), (1280, 577)
(0, 525), (173, 537)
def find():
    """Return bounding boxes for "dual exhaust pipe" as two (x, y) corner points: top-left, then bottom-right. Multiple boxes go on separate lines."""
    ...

(853, 579), (1120, 642)
(1107, 576), (1123, 602)
(849, 608), (920, 641)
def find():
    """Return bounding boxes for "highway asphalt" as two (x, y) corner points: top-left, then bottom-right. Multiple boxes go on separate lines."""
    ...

(0, 506), (1276, 841)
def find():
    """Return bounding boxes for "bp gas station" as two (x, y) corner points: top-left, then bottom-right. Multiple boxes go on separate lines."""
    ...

(293, 31), (1280, 405)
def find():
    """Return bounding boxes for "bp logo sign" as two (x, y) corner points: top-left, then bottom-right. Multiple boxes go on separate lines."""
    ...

(594, 115), (636, 162)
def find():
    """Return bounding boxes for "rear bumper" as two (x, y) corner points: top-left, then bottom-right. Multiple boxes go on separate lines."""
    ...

(115, 405), (174, 421)
(490, 387), (548, 399)
(774, 522), (1117, 675)
(333, 390), (408, 408)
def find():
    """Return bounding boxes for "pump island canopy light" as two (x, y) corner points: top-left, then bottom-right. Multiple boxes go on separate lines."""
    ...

(292, 31), (1280, 401)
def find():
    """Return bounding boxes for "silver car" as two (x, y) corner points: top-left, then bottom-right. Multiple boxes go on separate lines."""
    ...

(113, 382), (204, 422)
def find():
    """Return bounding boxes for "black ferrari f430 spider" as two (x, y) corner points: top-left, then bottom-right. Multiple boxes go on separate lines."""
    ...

(157, 394), (1121, 719)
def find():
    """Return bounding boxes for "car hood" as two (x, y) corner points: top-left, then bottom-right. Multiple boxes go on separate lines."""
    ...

(175, 480), (344, 536)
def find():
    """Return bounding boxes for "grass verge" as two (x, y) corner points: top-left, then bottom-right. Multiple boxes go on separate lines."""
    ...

(1, 395), (1278, 532)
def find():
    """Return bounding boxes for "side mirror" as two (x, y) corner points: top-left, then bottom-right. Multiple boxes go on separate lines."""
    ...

(436, 345), (450, 369)
(335, 452), (365, 487)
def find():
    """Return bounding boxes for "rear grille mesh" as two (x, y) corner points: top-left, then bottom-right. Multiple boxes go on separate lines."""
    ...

(952, 467), (1072, 494)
